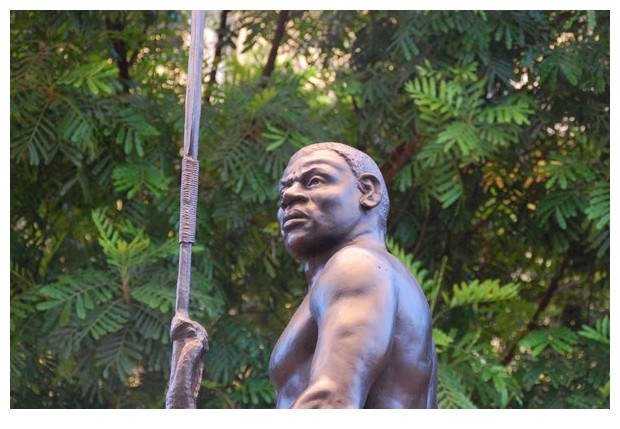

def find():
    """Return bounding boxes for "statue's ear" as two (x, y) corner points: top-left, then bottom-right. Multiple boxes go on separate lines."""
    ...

(358, 173), (382, 210)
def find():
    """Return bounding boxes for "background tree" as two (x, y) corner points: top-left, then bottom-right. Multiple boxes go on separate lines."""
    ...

(10, 10), (609, 408)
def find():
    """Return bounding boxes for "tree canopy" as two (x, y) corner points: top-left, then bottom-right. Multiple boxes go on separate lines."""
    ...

(10, 10), (609, 409)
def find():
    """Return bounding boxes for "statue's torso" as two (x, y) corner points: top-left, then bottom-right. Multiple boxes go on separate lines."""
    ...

(269, 295), (316, 408)
(269, 250), (437, 409)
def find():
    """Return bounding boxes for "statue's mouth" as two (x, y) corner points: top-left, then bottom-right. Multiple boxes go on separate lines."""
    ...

(281, 210), (309, 231)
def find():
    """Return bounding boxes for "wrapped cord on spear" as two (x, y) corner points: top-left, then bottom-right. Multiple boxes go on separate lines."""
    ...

(165, 10), (208, 409)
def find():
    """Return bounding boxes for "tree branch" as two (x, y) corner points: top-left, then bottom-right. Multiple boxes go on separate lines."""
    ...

(501, 257), (568, 365)
(205, 10), (229, 104)
(387, 187), (415, 235)
(411, 207), (431, 258)
(260, 10), (289, 87)
(380, 137), (424, 185)
(128, 19), (152, 68)
(104, 16), (131, 92)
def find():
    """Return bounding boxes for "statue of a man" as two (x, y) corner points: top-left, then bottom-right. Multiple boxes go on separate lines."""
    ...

(269, 142), (437, 408)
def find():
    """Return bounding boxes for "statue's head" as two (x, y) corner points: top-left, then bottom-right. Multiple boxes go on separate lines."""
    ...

(277, 142), (390, 260)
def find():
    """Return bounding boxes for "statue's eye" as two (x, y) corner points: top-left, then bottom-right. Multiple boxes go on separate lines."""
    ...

(307, 177), (322, 187)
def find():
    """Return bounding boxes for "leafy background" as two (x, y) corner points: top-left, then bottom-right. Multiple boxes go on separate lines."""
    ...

(10, 10), (609, 408)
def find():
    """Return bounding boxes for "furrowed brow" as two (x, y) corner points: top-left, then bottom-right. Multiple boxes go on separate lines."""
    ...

(279, 164), (335, 192)
(302, 167), (330, 178)
(279, 177), (294, 189)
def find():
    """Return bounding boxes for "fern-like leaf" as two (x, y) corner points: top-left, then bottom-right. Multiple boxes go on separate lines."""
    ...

(429, 160), (463, 208)
(58, 60), (121, 96)
(519, 327), (578, 357)
(37, 270), (119, 325)
(535, 190), (587, 230)
(95, 327), (143, 381)
(385, 237), (434, 293)
(543, 152), (595, 190)
(204, 318), (268, 385)
(432, 327), (455, 352)
(11, 103), (58, 166)
(444, 279), (519, 308)
(437, 368), (477, 409)
(578, 315), (609, 346)
(189, 270), (227, 320)
(587, 226), (610, 259)
(112, 163), (170, 199)
(92, 209), (171, 272)
(111, 108), (160, 157)
(133, 305), (171, 343)
(437, 121), (481, 157)
(482, 95), (533, 125)
(585, 183), (610, 230)
(81, 300), (133, 341)
(132, 282), (177, 314)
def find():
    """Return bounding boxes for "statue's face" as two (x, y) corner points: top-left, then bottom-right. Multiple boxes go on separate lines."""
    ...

(277, 150), (363, 260)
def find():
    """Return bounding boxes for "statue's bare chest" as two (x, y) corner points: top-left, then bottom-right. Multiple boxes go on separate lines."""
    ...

(269, 295), (317, 398)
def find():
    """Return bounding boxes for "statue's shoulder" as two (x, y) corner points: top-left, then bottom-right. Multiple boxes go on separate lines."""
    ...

(315, 245), (393, 296)
(327, 243), (389, 269)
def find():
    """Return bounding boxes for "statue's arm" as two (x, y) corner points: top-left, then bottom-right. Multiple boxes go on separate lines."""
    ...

(291, 248), (396, 408)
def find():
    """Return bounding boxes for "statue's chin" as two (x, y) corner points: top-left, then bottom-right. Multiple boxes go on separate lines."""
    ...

(283, 232), (336, 262)
(282, 236), (309, 261)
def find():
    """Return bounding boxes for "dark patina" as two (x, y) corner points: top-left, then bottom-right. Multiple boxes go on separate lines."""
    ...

(269, 142), (438, 408)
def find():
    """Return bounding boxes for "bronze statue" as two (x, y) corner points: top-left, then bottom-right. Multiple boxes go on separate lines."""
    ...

(269, 142), (437, 408)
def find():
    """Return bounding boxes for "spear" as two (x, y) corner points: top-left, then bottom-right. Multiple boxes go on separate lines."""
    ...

(165, 10), (208, 409)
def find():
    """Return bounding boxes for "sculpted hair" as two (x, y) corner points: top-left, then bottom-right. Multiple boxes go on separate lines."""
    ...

(288, 142), (390, 232)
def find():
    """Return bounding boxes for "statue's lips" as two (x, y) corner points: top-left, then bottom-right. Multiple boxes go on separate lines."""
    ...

(281, 211), (309, 231)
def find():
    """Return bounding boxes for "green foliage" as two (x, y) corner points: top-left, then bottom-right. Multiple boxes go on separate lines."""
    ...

(112, 164), (170, 199)
(11, 10), (609, 409)
(95, 327), (144, 380)
(519, 327), (578, 357)
(385, 237), (434, 293)
(444, 279), (519, 308)
(437, 368), (477, 409)
(58, 60), (122, 96)
(111, 108), (162, 157)
(542, 152), (595, 190)
(578, 315), (610, 346)
(91, 209), (176, 285)
(536, 190), (587, 230)
(585, 184), (610, 257)
(36, 270), (118, 324)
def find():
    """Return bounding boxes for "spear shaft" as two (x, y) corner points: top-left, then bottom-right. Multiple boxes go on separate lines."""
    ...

(166, 10), (207, 409)
(177, 10), (205, 314)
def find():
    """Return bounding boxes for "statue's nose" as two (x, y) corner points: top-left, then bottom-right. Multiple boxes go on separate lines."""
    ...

(280, 182), (308, 209)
